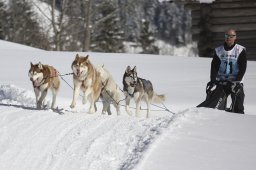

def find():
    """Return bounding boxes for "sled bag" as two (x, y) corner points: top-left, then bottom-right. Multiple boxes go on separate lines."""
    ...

(197, 86), (227, 110)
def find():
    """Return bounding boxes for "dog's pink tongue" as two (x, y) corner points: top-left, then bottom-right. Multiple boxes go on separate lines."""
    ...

(33, 81), (40, 87)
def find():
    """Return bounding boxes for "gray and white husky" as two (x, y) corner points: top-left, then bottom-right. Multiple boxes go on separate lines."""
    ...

(123, 66), (165, 118)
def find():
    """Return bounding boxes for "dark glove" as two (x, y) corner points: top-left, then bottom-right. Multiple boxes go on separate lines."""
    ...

(229, 82), (242, 94)
(206, 81), (216, 94)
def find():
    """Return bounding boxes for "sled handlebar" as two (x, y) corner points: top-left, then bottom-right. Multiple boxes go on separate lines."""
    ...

(215, 80), (241, 85)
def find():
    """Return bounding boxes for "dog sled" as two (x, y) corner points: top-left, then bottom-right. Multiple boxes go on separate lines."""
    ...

(197, 81), (241, 112)
(197, 85), (227, 110)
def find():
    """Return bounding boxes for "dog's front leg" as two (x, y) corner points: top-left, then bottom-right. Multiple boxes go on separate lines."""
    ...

(134, 93), (142, 117)
(82, 92), (87, 104)
(38, 89), (48, 109)
(124, 92), (132, 115)
(51, 88), (57, 109)
(70, 82), (81, 108)
(88, 94), (96, 114)
(135, 102), (140, 117)
(145, 97), (151, 118)
(34, 88), (40, 105)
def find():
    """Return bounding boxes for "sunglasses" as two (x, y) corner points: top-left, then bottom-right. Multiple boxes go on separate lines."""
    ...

(225, 34), (236, 39)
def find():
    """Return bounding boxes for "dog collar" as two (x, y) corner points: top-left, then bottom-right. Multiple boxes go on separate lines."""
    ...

(128, 93), (134, 97)
(32, 78), (45, 88)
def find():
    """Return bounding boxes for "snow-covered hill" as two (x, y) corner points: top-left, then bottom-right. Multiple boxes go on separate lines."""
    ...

(0, 40), (256, 170)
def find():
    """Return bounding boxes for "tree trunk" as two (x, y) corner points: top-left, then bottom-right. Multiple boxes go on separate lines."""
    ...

(83, 0), (92, 51)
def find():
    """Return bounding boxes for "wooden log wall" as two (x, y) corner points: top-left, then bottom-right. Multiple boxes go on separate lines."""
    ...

(185, 0), (256, 60)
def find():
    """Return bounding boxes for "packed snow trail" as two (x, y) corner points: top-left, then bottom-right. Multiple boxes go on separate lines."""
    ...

(0, 107), (172, 170)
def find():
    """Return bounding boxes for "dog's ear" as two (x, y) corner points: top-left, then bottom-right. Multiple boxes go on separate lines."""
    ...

(38, 62), (43, 70)
(30, 62), (33, 67)
(85, 55), (89, 60)
(83, 55), (89, 63)
(126, 66), (131, 73)
(75, 54), (79, 60)
(81, 55), (89, 63)
(133, 66), (137, 72)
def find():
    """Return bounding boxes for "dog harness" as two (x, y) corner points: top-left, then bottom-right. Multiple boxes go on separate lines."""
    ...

(33, 66), (58, 88)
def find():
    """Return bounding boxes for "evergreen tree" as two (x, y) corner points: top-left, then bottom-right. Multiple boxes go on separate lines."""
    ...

(91, 0), (124, 53)
(156, 2), (191, 45)
(0, 1), (6, 39)
(5, 0), (50, 49)
(139, 20), (159, 54)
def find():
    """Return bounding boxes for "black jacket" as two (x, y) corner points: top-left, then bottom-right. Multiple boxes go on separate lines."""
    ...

(210, 43), (247, 82)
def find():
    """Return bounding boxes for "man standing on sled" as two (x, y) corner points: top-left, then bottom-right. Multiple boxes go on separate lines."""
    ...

(198, 29), (247, 114)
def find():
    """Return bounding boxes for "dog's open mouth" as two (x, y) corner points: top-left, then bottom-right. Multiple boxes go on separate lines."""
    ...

(130, 82), (136, 87)
(32, 80), (40, 87)
(76, 71), (83, 77)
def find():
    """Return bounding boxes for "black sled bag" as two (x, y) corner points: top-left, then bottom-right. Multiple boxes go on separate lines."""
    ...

(197, 86), (227, 110)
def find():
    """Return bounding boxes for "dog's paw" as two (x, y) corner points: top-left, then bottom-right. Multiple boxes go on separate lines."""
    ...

(37, 102), (42, 109)
(70, 103), (75, 109)
(89, 107), (96, 114)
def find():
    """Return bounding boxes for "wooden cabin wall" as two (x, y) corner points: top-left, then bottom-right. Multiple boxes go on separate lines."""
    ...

(186, 0), (256, 60)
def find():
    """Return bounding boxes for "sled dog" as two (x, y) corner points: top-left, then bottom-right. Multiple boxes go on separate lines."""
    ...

(123, 66), (165, 118)
(70, 54), (102, 113)
(97, 65), (120, 115)
(28, 62), (60, 109)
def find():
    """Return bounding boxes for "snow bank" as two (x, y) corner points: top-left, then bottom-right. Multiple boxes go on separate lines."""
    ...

(0, 40), (42, 51)
(0, 84), (35, 107)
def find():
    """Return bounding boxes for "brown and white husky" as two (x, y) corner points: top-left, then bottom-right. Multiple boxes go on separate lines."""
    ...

(70, 54), (102, 113)
(28, 62), (60, 109)
(123, 66), (165, 118)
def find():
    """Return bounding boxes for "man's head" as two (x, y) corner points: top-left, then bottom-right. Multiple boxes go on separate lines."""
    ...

(225, 29), (237, 47)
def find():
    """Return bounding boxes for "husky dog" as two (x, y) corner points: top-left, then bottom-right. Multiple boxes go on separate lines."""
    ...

(96, 65), (120, 115)
(28, 62), (60, 109)
(70, 54), (102, 113)
(123, 66), (165, 118)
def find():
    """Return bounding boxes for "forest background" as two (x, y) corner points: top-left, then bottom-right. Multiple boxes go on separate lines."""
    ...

(0, 0), (196, 56)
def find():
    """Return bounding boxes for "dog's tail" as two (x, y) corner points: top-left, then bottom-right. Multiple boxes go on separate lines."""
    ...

(152, 93), (165, 103)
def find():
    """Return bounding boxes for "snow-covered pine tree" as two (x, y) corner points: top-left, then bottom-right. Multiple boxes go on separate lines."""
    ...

(139, 19), (159, 54)
(91, 0), (124, 53)
(5, 0), (49, 49)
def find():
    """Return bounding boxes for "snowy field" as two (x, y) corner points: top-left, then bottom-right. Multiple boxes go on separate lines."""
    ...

(0, 40), (256, 170)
